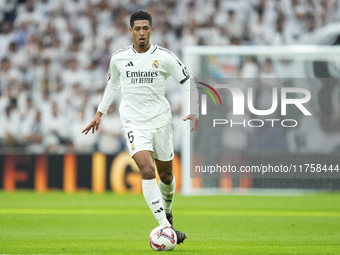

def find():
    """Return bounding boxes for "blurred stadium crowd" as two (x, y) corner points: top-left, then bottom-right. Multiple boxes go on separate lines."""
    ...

(0, 0), (339, 153)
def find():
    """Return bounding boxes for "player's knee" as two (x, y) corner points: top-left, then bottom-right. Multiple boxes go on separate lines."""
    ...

(159, 172), (173, 185)
(140, 165), (155, 179)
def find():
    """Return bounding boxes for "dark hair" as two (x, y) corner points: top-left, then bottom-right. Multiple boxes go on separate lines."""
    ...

(130, 11), (152, 28)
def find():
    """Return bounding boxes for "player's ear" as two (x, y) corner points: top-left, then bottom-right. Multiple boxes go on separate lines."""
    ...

(129, 27), (133, 35)
(150, 26), (153, 34)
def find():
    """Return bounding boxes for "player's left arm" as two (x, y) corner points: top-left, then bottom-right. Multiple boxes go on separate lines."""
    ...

(166, 51), (199, 133)
(182, 77), (199, 133)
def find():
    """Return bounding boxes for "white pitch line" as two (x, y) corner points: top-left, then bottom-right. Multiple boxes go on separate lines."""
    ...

(0, 209), (339, 217)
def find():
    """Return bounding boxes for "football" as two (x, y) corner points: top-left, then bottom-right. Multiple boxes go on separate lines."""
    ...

(149, 226), (177, 251)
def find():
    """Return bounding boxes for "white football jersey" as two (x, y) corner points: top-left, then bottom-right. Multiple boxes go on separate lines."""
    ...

(98, 43), (198, 129)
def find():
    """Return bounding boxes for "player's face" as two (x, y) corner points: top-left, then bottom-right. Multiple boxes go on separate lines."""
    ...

(130, 20), (153, 51)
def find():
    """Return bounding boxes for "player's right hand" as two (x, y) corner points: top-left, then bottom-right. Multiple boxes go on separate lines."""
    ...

(81, 111), (102, 135)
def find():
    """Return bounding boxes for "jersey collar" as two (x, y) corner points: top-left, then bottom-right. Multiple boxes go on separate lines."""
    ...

(131, 43), (157, 55)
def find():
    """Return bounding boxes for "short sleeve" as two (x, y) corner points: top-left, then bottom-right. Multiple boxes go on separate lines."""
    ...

(164, 50), (190, 85)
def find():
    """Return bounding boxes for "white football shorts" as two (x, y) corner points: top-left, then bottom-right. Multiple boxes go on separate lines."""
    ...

(122, 122), (174, 161)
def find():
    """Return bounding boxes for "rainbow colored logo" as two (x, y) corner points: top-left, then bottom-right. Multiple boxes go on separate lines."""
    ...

(196, 82), (222, 106)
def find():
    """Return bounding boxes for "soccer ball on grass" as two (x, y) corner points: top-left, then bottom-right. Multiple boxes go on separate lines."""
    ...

(149, 226), (177, 251)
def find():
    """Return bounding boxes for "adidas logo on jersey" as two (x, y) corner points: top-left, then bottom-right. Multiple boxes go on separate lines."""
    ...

(125, 61), (134, 67)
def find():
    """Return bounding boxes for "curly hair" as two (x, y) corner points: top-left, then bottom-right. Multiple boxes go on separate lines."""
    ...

(130, 10), (152, 28)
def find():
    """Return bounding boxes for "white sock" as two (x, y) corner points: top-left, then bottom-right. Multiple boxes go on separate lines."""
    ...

(142, 179), (171, 227)
(158, 176), (176, 214)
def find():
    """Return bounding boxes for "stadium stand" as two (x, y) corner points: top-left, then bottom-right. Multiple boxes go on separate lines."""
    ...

(0, 0), (339, 153)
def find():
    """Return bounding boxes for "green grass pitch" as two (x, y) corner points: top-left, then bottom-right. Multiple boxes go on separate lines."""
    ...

(0, 192), (339, 255)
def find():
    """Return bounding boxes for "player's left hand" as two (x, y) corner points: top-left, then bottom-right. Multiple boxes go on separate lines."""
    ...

(183, 114), (199, 133)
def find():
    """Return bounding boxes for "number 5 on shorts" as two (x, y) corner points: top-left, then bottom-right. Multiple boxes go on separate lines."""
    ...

(128, 131), (134, 143)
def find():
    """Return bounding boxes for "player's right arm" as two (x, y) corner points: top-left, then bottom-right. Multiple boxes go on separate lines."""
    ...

(82, 55), (121, 135)
(81, 111), (103, 135)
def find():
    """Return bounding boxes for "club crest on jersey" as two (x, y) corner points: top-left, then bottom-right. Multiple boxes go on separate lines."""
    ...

(131, 144), (135, 152)
(152, 60), (159, 69)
